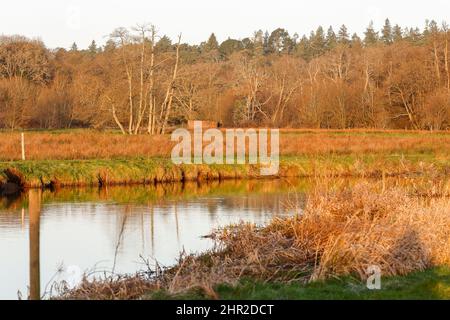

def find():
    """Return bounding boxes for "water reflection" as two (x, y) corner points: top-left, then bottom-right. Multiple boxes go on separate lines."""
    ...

(0, 176), (447, 300)
(0, 179), (308, 300)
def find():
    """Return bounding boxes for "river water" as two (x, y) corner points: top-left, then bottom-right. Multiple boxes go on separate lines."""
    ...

(2, 176), (443, 300)
(0, 179), (315, 300)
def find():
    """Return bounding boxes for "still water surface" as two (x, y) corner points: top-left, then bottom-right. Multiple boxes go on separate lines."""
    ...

(0, 179), (313, 300)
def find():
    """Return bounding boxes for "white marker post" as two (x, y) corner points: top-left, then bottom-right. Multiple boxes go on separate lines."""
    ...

(21, 132), (26, 161)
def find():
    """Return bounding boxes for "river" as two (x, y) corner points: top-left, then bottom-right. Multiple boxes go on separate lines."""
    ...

(0, 179), (315, 300)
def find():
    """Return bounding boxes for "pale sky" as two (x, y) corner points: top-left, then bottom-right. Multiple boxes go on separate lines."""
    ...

(1, 0), (450, 49)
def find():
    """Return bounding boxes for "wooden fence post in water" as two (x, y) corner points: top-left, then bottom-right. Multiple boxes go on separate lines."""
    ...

(29, 189), (41, 300)
(21, 132), (26, 161)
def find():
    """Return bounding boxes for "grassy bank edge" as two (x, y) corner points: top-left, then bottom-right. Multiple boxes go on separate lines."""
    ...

(147, 267), (450, 300)
(0, 153), (448, 192)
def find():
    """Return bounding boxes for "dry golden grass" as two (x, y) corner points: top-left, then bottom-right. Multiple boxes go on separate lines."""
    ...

(56, 183), (450, 300)
(0, 129), (448, 161)
(0, 131), (172, 161)
(51, 274), (159, 301)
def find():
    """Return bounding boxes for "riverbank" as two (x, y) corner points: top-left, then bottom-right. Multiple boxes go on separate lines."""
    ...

(56, 267), (450, 300)
(0, 153), (448, 193)
(1, 129), (448, 193)
(154, 267), (450, 300)
(55, 184), (450, 300)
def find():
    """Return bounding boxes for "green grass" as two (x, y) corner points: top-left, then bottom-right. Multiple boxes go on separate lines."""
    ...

(0, 152), (447, 188)
(149, 267), (450, 300)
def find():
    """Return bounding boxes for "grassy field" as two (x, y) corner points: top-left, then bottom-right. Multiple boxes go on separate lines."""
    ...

(0, 129), (449, 189)
(152, 267), (450, 300)
(0, 129), (448, 161)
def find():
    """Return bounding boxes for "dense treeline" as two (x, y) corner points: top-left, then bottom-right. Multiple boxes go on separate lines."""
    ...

(1, 19), (450, 133)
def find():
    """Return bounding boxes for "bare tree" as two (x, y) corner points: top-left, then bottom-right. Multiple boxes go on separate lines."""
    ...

(110, 28), (134, 134)
(159, 34), (182, 135)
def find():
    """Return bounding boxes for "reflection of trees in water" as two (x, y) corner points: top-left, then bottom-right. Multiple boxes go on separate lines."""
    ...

(0, 193), (27, 228)
(220, 193), (306, 216)
(2, 177), (448, 299)
(112, 205), (131, 273)
(0, 177), (447, 236)
(100, 179), (308, 264)
(1, 177), (449, 214)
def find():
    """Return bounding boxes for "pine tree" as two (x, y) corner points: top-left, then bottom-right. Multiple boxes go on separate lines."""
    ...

(364, 21), (379, 46)
(338, 25), (350, 45)
(421, 20), (438, 46)
(263, 30), (270, 55)
(381, 19), (393, 44)
(295, 35), (311, 60)
(205, 33), (219, 51)
(310, 26), (326, 56)
(351, 33), (362, 47)
(423, 19), (431, 38)
(392, 25), (403, 42)
(428, 20), (439, 34)
(326, 26), (337, 50)
(156, 36), (172, 52)
(405, 27), (422, 43)
(104, 39), (116, 52)
(253, 30), (264, 55)
(70, 42), (78, 52)
(88, 40), (98, 54)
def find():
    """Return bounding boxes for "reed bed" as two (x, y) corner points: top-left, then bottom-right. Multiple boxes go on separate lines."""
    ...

(56, 183), (450, 300)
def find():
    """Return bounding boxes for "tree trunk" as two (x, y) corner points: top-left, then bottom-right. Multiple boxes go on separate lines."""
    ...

(160, 35), (181, 135)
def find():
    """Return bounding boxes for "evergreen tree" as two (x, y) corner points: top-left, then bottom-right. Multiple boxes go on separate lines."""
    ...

(392, 24), (403, 42)
(252, 30), (264, 55)
(155, 35), (172, 52)
(104, 39), (116, 52)
(338, 24), (350, 45)
(351, 33), (363, 47)
(381, 18), (393, 44)
(205, 33), (219, 51)
(423, 19), (431, 38)
(310, 26), (326, 56)
(364, 21), (379, 46)
(88, 40), (98, 54)
(422, 20), (438, 44)
(295, 35), (311, 60)
(70, 42), (78, 52)
(263, 30), (270, 55)
(292, 32), (300, 45)
(405, 27), (422, 43)
(268, 28), (293, 54)
(326, 26), (337, 50)
(241, 38), (254, 51)
(428, 20), (439, 35)
(219, 38), (244, 57)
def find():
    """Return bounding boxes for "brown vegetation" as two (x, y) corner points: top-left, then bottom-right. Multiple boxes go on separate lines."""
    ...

(0, 130), (448, 161)
(56, 183), (450, 300)
(1, 20), (450, 132)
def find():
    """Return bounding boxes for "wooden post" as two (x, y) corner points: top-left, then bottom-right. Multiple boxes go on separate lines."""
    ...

(21, 132), (26, 161)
